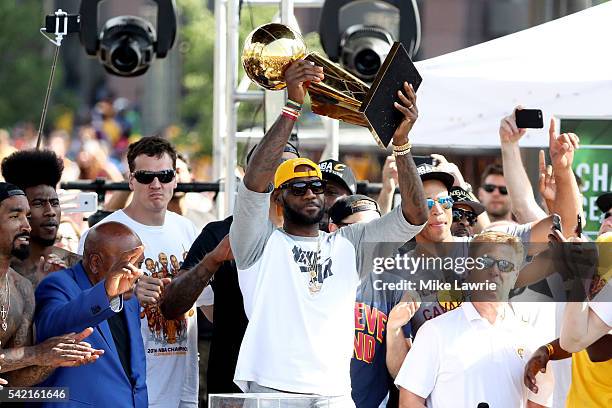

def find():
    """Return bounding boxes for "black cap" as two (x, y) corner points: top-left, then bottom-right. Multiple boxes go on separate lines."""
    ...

(319, 159), (357, 195)
(246, 142), (300, 166)
(0, 182), (25, 203)
(596, 192), (612, 213)
(416, 164), (455, 192)
(450, 187), (485, 215)
(329, 194), (380, 224)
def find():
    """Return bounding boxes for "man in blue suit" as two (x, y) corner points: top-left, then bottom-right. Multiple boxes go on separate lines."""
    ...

(33, 221), (147, 407)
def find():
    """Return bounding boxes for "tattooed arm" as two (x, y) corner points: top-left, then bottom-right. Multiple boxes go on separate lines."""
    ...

(392, 82), (428, 226)
(160, 236), (232, 321)
(3, 273), (100, 386)
(2, 274), (54, 385)
(243, 60), (324, 193)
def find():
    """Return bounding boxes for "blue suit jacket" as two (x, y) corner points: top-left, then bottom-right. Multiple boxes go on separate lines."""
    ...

(32, 262), (147, 408)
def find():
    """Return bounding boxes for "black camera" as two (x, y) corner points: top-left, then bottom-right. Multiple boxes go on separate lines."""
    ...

(318, 0), (421, 82)
(79, 0), (177, 77)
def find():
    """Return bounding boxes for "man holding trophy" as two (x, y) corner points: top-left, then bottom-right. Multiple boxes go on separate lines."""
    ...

(230, 23), (428, 405)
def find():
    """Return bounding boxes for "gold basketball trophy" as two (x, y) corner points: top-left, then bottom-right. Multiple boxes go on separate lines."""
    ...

(242, 23), (422, 148)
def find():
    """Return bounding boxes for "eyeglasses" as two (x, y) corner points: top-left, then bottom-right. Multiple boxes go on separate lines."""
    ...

(279, 179), (326, 196)
(132, 169), (176, 184)
(482, 184), (508, 195)
(426, 196), (454, 210)
(453, 208), (477, 225)
(481, 255), (515, 273)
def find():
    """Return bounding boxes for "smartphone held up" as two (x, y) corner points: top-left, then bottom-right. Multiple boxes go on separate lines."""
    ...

(515, 109), (544, 129)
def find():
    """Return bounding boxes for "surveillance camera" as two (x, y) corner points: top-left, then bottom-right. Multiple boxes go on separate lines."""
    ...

(98, 16), (156, 77)
(80, 0), (177, 78)
(319, 0), (420, 82)
(340, 25), (394, 81)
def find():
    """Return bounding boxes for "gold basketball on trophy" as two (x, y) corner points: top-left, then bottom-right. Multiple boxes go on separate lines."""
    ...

(242, 23), (307, 90)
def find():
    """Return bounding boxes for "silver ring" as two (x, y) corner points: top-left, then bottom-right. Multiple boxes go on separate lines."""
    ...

(408, 104), (414, 109)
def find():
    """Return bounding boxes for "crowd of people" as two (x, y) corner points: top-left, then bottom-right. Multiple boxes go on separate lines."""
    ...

(0, 59), (609, 408)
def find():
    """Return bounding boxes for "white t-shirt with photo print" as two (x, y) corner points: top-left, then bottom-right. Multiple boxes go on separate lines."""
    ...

(78, 209), (213, 408)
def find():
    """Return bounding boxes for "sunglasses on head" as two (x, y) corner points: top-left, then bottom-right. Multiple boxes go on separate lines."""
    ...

(132, 169), (176, 184)
(426, 196), (454, 210)
(453, 208), (477, 225)
(483, 184), (508, 195)
(280, 179), (326, 196)
(481, 255), (515, 273)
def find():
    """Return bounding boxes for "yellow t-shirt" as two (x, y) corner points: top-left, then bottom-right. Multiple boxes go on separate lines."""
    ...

(566, 350), (612, 407)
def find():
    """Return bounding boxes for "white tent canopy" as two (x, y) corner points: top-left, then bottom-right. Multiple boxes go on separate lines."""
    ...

(411, 1), (612, 148)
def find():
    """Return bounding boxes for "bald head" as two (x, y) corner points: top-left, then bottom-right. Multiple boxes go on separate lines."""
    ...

(83, 222), (142, 281)
(84, 222), (141, 256)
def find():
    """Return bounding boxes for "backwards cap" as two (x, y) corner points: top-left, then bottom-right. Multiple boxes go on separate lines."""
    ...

(274, 158), (322, 188)
(0, 182), (25, 204)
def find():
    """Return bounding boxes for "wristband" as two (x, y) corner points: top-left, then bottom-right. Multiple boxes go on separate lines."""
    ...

(286, 99), (302, 111)
(281, 111), (298, 121)
(281, 108), (300, 122)
(544, 343), (554, 357)
(281, 107), (300, 121)
(392, 141), (412, 151)
(393, 148), (412, 156)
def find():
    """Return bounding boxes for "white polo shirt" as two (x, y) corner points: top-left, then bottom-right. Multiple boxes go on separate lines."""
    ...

(395, 302), (553, 408)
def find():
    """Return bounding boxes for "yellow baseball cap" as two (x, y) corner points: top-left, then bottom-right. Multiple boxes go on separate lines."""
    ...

(274, 158), (322, 188)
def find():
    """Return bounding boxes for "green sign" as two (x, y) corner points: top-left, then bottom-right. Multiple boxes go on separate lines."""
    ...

(560, 119), (612, 237)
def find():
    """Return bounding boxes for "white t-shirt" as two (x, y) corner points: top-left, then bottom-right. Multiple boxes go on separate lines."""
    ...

(395, 302), (554, 408)
(78, 210), (213, 407)
(229, 182), (424, 396)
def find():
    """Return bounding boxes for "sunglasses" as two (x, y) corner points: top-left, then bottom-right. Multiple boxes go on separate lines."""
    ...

(132, 169), (176, 184)
(280, 179), (326, 196)
(426, 196), (454, 210)
(481, 255), (515, 273)
(482, 184), (508, 195)
(453, 208), (477, 225)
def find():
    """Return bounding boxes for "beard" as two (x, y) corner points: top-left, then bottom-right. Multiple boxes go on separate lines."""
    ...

(11, 236), (30, 261)
(32, 234), (56, 248)
(284, 202), (324, 226)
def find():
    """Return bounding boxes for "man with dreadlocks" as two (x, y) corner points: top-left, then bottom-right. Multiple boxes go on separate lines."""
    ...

(2, 149), (81, 287)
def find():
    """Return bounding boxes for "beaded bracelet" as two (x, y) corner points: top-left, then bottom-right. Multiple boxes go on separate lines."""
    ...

(392, 141), (412, 152)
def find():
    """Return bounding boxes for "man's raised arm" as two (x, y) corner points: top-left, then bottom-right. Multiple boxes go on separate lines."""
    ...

(499, 107), (547, 223)
(548, 119), (581, 235)
(391, 82), (428, 226)
(243, 61), (323, 192)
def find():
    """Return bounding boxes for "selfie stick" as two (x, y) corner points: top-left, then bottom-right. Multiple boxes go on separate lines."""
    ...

(37, 10), (79, 150)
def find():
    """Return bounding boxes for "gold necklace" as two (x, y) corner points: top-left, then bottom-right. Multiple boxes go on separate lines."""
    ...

(0, 274), (10, 331)
(307, 235), (322, 294)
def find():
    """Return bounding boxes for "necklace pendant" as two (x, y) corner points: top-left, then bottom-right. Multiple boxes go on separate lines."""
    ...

(308, 282), (321, 294)
(1, 322), (6, 331)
